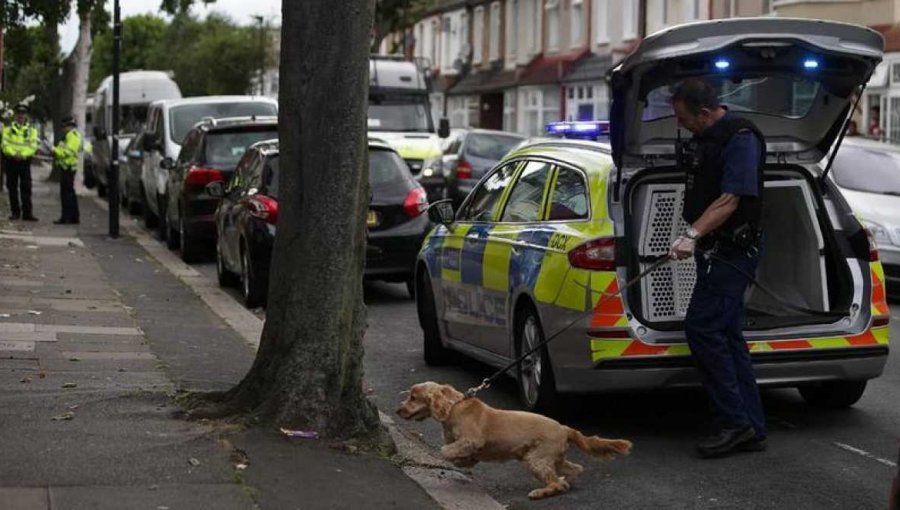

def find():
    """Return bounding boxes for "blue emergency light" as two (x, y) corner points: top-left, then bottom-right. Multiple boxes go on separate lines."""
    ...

(803, 58), (820, 70)
(545, 120), (611, 140)
(714, 59), (730, 70)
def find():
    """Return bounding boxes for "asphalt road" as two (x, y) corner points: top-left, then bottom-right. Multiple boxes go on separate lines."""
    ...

(181, 243), (897, 509)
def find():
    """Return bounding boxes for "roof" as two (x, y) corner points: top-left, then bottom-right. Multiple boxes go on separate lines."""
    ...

(449, 67), (517, 95)
(519, 49), (589, 86)
(562, 53), (613, 84)
(423, 0), (467, 16)
(153, 96), (277, 108)
(193, 116), (278, 132)
(249, 138), (280, 155)
(506, 139), (613, 174)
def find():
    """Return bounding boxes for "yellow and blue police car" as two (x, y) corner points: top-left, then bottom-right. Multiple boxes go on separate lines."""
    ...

(414, 18), (890, 411)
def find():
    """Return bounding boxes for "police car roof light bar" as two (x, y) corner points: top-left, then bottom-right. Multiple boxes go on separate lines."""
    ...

(544, 120), (611, 139)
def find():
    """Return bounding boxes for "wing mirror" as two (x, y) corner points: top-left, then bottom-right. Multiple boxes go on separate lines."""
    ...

(427, 198), (455, 226)
(438, 118), (450, 139)
(160, 157), (175, 170)
(205, 181), (225, 198)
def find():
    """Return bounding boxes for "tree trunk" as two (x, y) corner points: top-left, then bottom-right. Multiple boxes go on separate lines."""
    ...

(191, 0), (380, 440)
(44, 21), (63, 182)
(69, 9), (92, 172)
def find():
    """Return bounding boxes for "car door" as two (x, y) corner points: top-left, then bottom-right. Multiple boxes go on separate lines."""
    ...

(168, 129), (201, 224)
(484, 160), (555, 355)
(221, 151), (256, 270)
(439, 160), (520, 352)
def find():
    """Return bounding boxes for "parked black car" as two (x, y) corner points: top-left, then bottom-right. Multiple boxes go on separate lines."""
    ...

(442, 128), (525, 206)
(209, 139), (430, 308)
(163, 116), (278, 262)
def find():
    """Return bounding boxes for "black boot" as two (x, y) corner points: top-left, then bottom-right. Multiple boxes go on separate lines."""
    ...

(697, 425), (755, 458)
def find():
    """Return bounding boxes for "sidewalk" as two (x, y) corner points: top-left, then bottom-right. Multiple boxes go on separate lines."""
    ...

(0, 164), (440, 509)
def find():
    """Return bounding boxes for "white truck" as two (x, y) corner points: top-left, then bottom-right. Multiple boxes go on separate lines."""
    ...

(368, 56), (449, 200)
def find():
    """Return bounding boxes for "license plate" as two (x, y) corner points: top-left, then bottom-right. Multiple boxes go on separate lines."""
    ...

(367, 210), (379, 227)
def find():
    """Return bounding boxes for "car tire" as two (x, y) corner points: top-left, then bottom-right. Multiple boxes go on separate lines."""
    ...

(216, 241), (239, 288)
(798, 380), (868, 409)
(180, 214), (201, 263)
(241, 241), (266, 308)
(515, 305), (558, 413)
(142, 188), (158, 229)
(419, 273), (455, 366)
(157, 195), (168, 241)
(166, 215), (180, 251)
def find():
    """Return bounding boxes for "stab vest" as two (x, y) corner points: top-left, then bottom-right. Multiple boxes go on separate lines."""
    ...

(682, 115), (765, 236)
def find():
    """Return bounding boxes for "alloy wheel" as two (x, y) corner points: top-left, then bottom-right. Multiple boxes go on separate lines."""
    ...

(520, 316), (543, 408)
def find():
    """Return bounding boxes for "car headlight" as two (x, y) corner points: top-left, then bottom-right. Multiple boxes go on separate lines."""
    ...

(421, 157), (442, 179)
(862, 220), (892, 246)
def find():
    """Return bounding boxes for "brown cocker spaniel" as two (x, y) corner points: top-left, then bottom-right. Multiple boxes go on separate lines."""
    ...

(396, 381), (632, 500)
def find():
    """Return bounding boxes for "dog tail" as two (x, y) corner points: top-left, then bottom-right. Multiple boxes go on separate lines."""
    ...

(566, 427), (632, 460)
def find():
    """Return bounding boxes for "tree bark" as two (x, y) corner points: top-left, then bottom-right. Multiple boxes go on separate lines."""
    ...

(69, 9), (92, 172)
(191, 0), (380, 440)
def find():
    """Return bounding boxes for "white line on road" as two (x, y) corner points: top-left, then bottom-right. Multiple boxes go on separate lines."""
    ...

(833, 442), (898, 468)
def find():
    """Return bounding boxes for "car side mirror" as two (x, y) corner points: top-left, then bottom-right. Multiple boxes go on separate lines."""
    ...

(205, 181), (225, 198)
(160, 157), (175, 170)
(427, 198), (455, 225)
(438, 118), (450, 139)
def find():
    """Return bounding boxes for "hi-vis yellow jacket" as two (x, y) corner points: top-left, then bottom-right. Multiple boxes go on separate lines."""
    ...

(52, 129), (83, 172)
(1, 122), (39, 159)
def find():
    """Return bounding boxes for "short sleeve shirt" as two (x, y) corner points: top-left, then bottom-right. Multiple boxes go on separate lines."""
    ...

(719, 119), (762, 197)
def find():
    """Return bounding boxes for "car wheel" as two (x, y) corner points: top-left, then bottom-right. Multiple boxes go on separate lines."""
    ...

(241, 242), (266, 308)
(157, 195), (168, 241)
(798, 380), (868, 409)
(216, 241), (238, 287)
(180, 214), (202, 263)
(419, 273), (455, 366)
(166, 214), (180, 250)
(142, 188), (158, 229)
(97, 181), (108, 198)
(515, 305), (558, 413)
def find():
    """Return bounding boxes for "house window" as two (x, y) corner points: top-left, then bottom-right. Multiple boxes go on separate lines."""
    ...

(448, 96), (467, 128)
(622, 0), (637, 40)
(684, 0), (699, 21)
(661, 0), (669, 25)
(473, 7), (484, 64)
(503, 90), (517, 132)
(594, 0), (609, 43)
(490, 2), (501, 61)
(460, 12), (469, 62)
(532, 0), (543, 54)
(545, 0), (559, 51)
(521, 87), (560, 136)
(431, 19), (440, 68)
(466, 95), (480, 128)
(506, 0), (519, 58)
(571, 0), (584, 48)
(891, 62), (900, 85)
(565, 84), (608, 122)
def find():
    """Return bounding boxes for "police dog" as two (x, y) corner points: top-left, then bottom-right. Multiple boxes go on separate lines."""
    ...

(396, 381), (632, 500)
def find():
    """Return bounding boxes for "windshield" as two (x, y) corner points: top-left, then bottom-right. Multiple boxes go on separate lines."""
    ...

(465, 133), (525, 161)
(832, 147), (900, 195)
(643, 76), (820, 121)
(204, 128), (278, 170)
(263, 155), (279, 198)
(369, 149), (408, 186)
(121, 105), (148, 135)
(368, 103), (431, 132)
(169, 102), (277, 144)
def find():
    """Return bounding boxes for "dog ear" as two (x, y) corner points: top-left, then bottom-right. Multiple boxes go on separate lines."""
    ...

(428, 387), (454, 422)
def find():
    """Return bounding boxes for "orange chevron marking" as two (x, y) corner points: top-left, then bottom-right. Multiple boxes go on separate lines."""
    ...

(622, 341), (669, 356)
(847, 330), (879, 346)
(769, 340), (812, 350)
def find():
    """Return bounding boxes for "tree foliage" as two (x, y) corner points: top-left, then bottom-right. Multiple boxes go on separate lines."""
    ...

(0, 24), (60, 120)
(89, 13), (270, 96)
(372, 0), (430, 52)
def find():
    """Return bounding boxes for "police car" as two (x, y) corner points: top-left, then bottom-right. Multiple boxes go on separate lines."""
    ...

(414, 18), (890, 412)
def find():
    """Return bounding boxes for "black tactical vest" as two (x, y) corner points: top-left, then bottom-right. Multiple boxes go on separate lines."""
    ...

(682, 115), (766, 236)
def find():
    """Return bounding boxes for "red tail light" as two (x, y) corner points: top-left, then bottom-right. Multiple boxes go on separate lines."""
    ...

(456, 159), (472, 180)
(568, 237), (616, 271)
(187, 166), (224, 187)
(865, 228), (880, 261)
(248, 195), (278, 225)
(403, 187), (428, 217)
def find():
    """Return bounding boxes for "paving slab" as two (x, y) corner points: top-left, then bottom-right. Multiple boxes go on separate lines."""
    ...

(0, 487), (49, 510)
(48, 484), (254, 510)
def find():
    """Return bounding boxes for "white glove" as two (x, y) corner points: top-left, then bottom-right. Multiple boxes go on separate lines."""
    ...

(669, 235), (696, 260)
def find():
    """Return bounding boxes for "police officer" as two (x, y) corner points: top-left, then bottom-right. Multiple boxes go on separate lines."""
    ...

(52, 116), (83, 225)
(668, 79), (767, 458)
(1, 104), (40, 221)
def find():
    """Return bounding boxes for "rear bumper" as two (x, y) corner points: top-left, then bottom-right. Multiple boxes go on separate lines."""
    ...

(366, 215), (428, 280)
(553, 347), (889, 393)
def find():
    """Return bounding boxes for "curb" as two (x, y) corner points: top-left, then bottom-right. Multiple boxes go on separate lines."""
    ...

(90, 195), (507, 510)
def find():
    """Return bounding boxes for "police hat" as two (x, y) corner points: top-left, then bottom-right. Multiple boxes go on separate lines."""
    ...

(61, 116), (77, 128)
(14, 104), (30, 114)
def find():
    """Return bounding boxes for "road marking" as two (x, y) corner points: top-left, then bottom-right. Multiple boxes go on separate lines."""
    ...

(833, 442), (898, 468)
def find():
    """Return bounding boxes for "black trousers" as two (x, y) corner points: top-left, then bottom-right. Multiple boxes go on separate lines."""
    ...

(60, 170), (79, 223)
(3, 157), (33, 218)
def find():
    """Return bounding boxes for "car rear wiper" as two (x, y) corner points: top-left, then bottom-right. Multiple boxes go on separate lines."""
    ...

(881, 191), (900, 197)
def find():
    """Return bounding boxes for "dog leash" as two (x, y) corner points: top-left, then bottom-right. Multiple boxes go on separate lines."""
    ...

(464, 246), (847, 399)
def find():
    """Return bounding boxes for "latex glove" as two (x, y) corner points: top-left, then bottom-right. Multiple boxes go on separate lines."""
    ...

(669, 235), (696, 260)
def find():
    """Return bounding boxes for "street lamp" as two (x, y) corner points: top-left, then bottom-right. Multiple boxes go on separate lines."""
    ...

(109, 0), (121, 238)
(252, 15), (265, 96)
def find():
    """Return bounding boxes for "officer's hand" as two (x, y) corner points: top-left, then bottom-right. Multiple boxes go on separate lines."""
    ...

(669, 236), (696, 260)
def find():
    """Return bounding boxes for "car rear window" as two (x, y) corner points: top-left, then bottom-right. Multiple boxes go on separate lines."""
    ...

(369, 149), (408, 186)
(204, 128), (278, 169)
(169, 102), (277, 143)
(263, 156), (279, 199)
(464, 133), (525, 160)
(832, 147), (900, 195)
